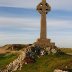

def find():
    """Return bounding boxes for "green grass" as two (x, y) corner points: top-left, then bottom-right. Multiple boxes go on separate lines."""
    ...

(0, 53), (17, 69)
(0, 48), (72, 72)
(60, 48), (72, 54)
(16, 54), (72, 72)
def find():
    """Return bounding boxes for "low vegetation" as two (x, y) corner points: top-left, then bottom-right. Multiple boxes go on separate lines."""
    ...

(0, 48), (72, 72)
(0, 53), (18, 69)
(15, 53), (72, 72)
(60, 48), (72, 54)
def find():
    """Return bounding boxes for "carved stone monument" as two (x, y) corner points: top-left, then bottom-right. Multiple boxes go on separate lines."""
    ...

(35, 0), (56, 48)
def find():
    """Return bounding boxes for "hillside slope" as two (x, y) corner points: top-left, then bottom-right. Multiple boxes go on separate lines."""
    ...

(0, 48), (72, 72)
(16, 54), (72, 72)
(60, 48), (72, 54)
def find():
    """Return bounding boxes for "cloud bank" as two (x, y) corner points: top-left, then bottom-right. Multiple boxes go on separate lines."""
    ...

(0, 0), (72, 47)
(0, 0), (72, 11)
(0, 17), (72, 47)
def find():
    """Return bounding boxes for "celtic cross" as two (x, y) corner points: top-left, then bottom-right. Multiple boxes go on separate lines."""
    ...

(36, 0), (51, 39)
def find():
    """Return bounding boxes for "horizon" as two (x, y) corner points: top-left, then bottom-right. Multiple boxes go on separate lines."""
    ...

(0, 0), (72, 48)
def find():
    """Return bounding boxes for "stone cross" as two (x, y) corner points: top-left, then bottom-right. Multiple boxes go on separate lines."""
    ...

(37, 0), (51, 39)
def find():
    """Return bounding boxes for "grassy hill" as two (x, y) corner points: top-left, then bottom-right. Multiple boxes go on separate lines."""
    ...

(15, 54), (72, 72)
(60, 48), (72, 54)
(0, 48), (72, 72)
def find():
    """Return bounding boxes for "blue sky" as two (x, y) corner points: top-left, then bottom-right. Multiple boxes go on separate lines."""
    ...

(0, 0), (72, 48)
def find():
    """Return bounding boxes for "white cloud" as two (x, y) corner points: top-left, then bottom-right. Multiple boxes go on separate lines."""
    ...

(48, 0), (72, 11)
(0, 17), (72, 47)
(0, 17), (72, 29)
(0, 17), (40, 28)
(0, 0), (72, 47)
(0, 0), (72, 11)
(0, 0), (40, 9)
(0, 33), (38, 46)
(50, 35), (72, 48)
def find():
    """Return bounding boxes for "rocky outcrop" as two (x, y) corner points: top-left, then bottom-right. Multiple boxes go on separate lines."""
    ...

(0, 50), (26, 72)
(54, 69), (68, 72)
(0, 44), (60, 72)
(0, 45), (38, 72)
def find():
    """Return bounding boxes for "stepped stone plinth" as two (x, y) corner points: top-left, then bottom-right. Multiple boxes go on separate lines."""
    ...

(35, 38), (51, 48)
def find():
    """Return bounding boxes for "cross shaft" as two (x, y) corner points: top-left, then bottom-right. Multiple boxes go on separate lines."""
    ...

(37, 0), (51, 39)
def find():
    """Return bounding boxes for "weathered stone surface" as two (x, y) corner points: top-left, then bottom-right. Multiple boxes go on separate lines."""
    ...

(35, 38), (51, 48)
(54, 69), (68, 72)
(51, 48), (57, 54)
(0, 50), (26, 72)
(35, 0), (52, 48)
(35, 0), (58, 51)
(0, 44), (61, 72)
(40, 49), (45, 56)
(44, 47), (51, 54)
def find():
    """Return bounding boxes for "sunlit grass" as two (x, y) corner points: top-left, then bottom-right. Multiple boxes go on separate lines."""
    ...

(0, 48), (72, 72)
(60, 48), (72, 53)
(16, 54), (72, 72)
(0, 53), (17, 69)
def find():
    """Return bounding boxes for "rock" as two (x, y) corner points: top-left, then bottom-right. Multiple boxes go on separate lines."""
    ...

(31, 46), (41, 55)
(40, 49), (45, 56)
(0, 44), (60, 72)
(54, 69), (68, 72)
(24, 56), (35, 64)
(45, 47), (51, 54)
(0, 50), (26, 72)
(25, 62), (27, 65)
(51, 48), (57, 54)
